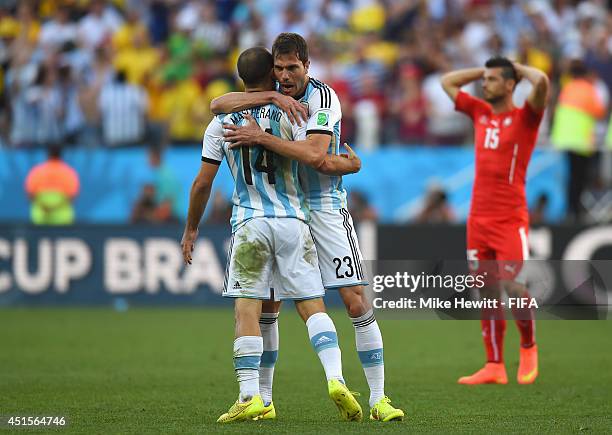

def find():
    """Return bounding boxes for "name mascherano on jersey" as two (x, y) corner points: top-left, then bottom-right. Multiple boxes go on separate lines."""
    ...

(201, 105), (308, 232)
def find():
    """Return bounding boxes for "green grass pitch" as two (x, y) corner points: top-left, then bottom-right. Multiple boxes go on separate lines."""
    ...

(1, 308), (611, 433)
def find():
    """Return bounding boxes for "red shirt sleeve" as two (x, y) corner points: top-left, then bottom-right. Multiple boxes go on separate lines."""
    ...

(454, 91), (486, 120)
(520, 101), (544, 129)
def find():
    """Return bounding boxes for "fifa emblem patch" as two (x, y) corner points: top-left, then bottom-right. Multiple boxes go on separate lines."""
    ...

(317, 112), (329, 126)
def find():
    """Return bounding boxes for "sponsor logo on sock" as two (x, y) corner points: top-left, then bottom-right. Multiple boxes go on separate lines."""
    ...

(315, 335), (334, 346)
(370, 351), (382, 361)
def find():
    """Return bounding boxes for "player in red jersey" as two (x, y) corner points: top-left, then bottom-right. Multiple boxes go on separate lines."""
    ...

(441, 57), (549, 385)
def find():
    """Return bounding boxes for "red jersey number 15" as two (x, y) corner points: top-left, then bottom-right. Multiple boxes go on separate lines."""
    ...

(484, 127), (499, 149)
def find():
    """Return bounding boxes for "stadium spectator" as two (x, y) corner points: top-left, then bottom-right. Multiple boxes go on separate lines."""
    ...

(7, 48), (39, 146)
(78, 47), (113, 147)
(113, 26), (160, 86)
(148, 147), (183, 223)
(158, 74), (207, 143)
(205, 190), (233, 225)
(551, 59), (606, 221)
(24, 146), (79, 225)
(414, 185), (455, 224)
(192, 1), (230, 53)
(130, 183), (158, 224)
(390, 64), (427, 144)
(77, 0), (123, 50)
(27, 64), (63, 146)
(98, 70), (148, 146)
(57, 64), (85, 144)
(13, 2), (40, 47)
(38, 6), (77, 51)
(348, 190), (378, 224)
(529, 193), (550, 226)
(422, 56), (472, 145)
(112, 8), (147, 52)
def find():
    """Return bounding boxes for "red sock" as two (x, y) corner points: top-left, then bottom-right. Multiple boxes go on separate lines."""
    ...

(481, 306), (506, 363)
(512, 291), (536, 348)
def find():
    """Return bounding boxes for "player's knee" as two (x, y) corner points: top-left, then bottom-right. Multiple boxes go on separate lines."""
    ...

(262, 300), (281, 314)
(295, 298), (325, 322)
(340, 289), (368, 317)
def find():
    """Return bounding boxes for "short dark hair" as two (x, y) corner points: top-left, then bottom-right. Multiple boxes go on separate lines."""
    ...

(568, 59), (588, 78)
(485, 56), (518, 82)
(48, 145), (62, 159)
(115, 70), (127, 83)
(237, 47), (273, 87)
(272, 33), (309, 63)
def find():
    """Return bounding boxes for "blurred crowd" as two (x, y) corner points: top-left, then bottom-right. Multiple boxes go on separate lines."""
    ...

(0, 0), (611, 149)
(4, 0), (612, 225)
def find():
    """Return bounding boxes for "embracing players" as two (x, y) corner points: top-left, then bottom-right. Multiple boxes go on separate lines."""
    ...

(214, 33), (404, 421)
(441, 57), (549, 384)
(182, 47), (362, 422)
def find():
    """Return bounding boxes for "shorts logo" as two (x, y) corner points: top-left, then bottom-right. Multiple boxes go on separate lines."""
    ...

(233, 281), (242, 289)
(504, 264), (516, 274)
(317, 112), (329, 126)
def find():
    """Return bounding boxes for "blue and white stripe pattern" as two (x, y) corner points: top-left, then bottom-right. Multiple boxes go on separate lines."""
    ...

(233, 354), (261, 370)
(202, 105), (309, 233)
(298, 77), (348, 211)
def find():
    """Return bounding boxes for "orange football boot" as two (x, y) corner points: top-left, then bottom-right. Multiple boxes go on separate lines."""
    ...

(458, 362), (508, 385)
(517, 345), (538, 384)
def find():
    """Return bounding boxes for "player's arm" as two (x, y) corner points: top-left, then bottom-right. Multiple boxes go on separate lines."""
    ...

(210, 91), (308, 125)
(181, 161), (220, 265)
(224, 114), (329, 168)
(513, 62), (549, 111)
(182, 117), (225, 265)
(317, 143), (361, 176)
(440, 68), (485, 102)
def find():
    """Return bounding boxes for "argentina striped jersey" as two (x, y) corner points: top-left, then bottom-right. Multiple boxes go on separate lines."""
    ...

(297, 77), (347, 211)
(201, 105), (308, 233)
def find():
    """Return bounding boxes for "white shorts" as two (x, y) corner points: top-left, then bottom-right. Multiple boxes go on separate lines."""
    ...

(309, 208), (368, 289)
(223, 217), (325, 301)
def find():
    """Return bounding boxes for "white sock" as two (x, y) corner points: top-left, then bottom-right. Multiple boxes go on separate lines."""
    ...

(306, 312), (344, 382)
(233, 336), (263, 402)
(352, 309), (385, 407)
(259, 313), (279, 406)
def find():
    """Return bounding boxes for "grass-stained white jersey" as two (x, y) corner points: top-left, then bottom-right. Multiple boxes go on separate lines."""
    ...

(201, 105), (308, 233)
(296, 78), (347, 211)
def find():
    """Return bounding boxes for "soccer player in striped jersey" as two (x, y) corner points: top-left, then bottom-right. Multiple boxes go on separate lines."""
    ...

(181, 47), (362, 423)
(215, 33), (404, 422)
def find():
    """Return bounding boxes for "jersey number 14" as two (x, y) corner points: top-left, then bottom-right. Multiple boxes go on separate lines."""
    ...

(241, 128), (277, 185)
